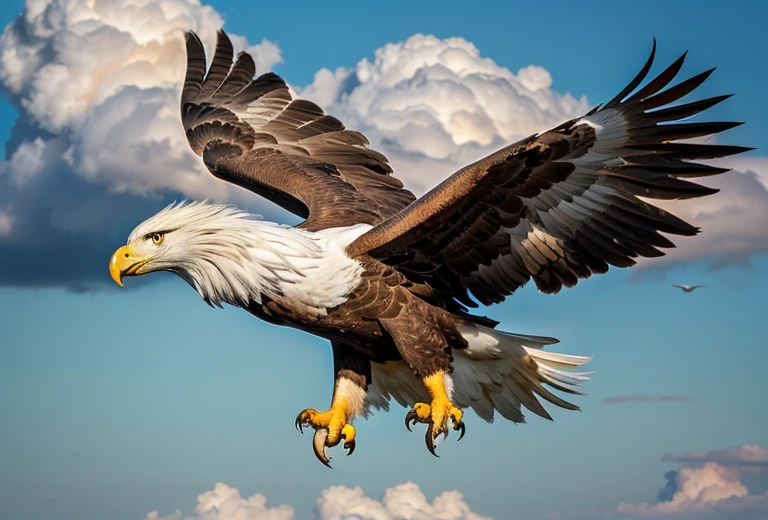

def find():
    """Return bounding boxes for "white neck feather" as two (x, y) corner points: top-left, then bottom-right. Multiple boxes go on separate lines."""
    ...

(181, 219), (324, 308)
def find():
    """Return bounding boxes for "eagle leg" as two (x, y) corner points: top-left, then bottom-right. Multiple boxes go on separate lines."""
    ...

(295, 341), (369, 468)
(405, 371), (465, 457)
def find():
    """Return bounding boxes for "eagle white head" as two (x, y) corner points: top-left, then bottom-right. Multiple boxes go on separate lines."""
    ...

(109, 201), (366, 311)
(110, 201), (316, 307)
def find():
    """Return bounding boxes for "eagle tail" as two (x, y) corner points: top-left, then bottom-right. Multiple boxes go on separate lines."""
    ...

(452, 324), (592, 423)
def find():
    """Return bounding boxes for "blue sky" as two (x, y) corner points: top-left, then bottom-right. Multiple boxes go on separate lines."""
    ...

(0, 1), (766, 519)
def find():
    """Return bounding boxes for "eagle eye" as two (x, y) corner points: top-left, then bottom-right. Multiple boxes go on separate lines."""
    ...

(151, 233), (165, 246)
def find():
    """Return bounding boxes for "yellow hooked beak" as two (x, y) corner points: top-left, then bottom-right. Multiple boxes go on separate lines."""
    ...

(109, 245), (151, 287)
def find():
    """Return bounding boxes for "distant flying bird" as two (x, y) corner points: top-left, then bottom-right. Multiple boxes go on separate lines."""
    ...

(674, 285), (707, 292)
(109, 30), (748, 467)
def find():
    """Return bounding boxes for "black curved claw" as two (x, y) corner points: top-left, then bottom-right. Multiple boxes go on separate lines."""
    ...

(454, 420), (466, 441)
(294, 412), (305, 433)
(344, 439), (356, 456)
(312, 429), (332, 469)
(405, 409), (419, 432)
(425, 422), (439, 458)
(341, 429), (356, 456)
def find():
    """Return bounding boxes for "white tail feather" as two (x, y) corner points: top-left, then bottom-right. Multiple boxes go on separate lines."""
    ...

(525, 349), (592, 369)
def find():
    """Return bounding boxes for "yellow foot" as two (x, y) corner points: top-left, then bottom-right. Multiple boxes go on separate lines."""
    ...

(295, 408), (356, 468)
(405, 372), (466, 456)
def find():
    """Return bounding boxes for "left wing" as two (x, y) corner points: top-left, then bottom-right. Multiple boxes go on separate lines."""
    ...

(182, 30), (415, 230)
(347, 40), (751, 306)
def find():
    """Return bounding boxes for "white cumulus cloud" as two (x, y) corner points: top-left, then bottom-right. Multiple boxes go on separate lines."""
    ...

(315, 482), (492, 520)
(145, 482), (294, 520)
(619, 463), (750, 515)
(145, 482), (489, 520)
(1, 136), (47, 186)
(0, 0), (281, 201)
(298, 33), (588, 193)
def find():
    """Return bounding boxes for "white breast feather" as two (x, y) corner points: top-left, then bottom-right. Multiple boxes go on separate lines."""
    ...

(278, 224), (373, 312)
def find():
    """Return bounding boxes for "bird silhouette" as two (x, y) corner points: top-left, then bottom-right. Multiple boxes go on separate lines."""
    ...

(673, 285), (706, 293)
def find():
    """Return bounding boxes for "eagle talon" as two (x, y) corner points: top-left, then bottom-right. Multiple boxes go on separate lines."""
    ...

(344, 439), (356, 456)
(295, 408), (318, 434)
(454, 420), (466, 441)
(298, 408), (356, 467)
(405, 409), (420, 431)
(295, 413), (306, 433)
(425, 422), (439, 457)
(406, 399), (464, 454)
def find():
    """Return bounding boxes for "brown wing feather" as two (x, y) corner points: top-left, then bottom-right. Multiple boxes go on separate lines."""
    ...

(347, 40), (752, 306)
(181, 30), (415, 230)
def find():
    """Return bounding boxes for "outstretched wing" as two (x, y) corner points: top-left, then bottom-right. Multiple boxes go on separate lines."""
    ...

(182, 30), (415, 230)
(347, 40), (750, 307)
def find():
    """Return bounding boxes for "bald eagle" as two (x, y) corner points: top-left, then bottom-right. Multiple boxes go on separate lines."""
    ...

(110, 31), (749, 466)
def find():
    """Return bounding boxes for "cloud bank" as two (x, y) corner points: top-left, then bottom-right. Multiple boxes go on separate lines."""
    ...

(145, 481), (490, 520)
(0, 0), (765, 291)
